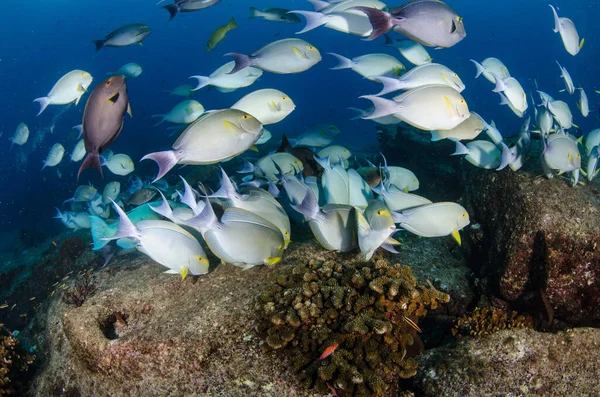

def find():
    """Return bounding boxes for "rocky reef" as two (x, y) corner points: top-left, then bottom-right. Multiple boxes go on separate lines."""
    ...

(463, 166), (600, 326)
(0, 327), (35, 395)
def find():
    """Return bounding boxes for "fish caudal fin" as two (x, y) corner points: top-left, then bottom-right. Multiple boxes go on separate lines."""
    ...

(162, 4), (180, 21)
(189, 75), (212, 91)
(470, 60), (485, 79)
(33, 97), (51, 116)
(105, 201), (140, 243)
(141, 150), (181, 183)
(149, 191), (177, 222)
(78, 152), (103, 179)
(352, 7), (392, 41)
(451, 141), (470, 156)
(291, 187), (320, 220)
(372, 75), (403, 96)
(226, 53), (253, 74)
(89, 216), (112, 250)
(290, 10), (328, 34)
(327, 52), (354, 70)
(359, 95), (398, 120)
(151, 114), (167, 126)
(248, 7), (258, 19)
(496, 142), (511, 171)
(307, 0), (330, 11)
(93, 39), (105, 52)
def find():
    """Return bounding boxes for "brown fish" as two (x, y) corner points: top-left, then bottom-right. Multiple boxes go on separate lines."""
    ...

(79, 75), (132, 178)
(128, 188), (157, 206)
(277, 134), (322, 177)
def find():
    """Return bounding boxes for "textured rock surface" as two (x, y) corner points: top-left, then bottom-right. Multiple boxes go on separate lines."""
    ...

(464, 167), (600, 326)
(415, 327), (600, 397)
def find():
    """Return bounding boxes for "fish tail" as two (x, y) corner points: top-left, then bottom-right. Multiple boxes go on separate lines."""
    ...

(9, 139), (14, 151)
(307, 0), (330, 11)
(237, 159), (255, 174)
(451, 141), (470, 156)
(430, 131), (444, 142)
(372, 75), (403, 96)
(105, 201), (139, 242)
(149, 191), (177, 221)
(93, 39), (105, 52)
(347, 107), (369, 120)
(290, 10), (328, 34)
(141, 150), (181, 182)
(189, 75), (212, 91)
(359, 95), (398, 120)
(89, 216), (112, 250)
(353, 7), (392, 41)
(228, 17), (238, 29)
(327, 52), (354, 70)
(151, 114), (166, 126)
(248, 7), (258, 19)
(78, 152), (103, 179)
(52, 208), (63, 220)
(470, 59), (485, 79)
(291, 187), (320, 220)
(496, 143), (512, 171)
(33, 96), (51, 116)
(162, 4), (180, 21)
(225, 53), (253, 74)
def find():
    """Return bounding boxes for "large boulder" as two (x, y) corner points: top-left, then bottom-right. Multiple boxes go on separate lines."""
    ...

(463, 168), (600, 325)
(414, 327), (600, 396)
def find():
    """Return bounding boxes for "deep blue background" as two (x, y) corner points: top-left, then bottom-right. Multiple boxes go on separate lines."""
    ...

(0, 0), (596, 241)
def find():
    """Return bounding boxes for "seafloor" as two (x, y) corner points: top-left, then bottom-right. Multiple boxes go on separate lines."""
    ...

(1, 125), (600, 396)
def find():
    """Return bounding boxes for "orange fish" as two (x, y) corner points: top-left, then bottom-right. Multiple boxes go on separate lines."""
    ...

(318, 343), (339, 360)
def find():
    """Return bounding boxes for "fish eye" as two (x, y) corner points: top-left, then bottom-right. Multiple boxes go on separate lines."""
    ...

(307, 46), (315, 50)
(453, 73), (458, 78)
(460, 99), (466, 104)
(282, 96), (287, 100)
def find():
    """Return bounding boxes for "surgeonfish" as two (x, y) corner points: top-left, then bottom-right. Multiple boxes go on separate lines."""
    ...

(546, 100), (573, 129)
(79, 75), (132, 178)
(104, 201), (209, 279)
(110, 63), (143, 78)
(241, 152), (304, 182)
(93, 23), (151, 52)
(317, 146), (351, 168)
(248, 7), (301, 23)
(102, 182), (121, 205)
(142, 109), (263, 182)
(70, 139), (86, 162)
(391, 202), (470, 245)
(226, 38), (321, 75)
(542, 133), (581, 175)
(210, 169), (291, 247)
(67, 185), (97, 203)
(577, 88), (589, 117)
(152, 100), (204, 125)
(162, 0), (221, 21)
(585, 129), (600, 155)
(230, 89), (295, 125)
(361, 85), (470, 131)
(373, 182), (431, 212)
(371, 63), (464, 96)
(483, 119), (504, 145)
(292, 188), (358, 252)
(431, 112), (485, 142)
(491, 74), (528, 115)
(555, 61), (575, 95)
(549, 5), (584, 56)
(327, 53), (405, 80)
(586, 146), (600, 182)
(128, 188), (157, 206)
(354, 1), (466, 47)
(10, 123), (29, 149)
(452, 140), (511, 171)
(190, 61), (263, 92)
(470, 58), (510, 84)
(384, 37), (432, 66)
(165, 84), (195, 98)
(101, 153), (135, 176)
(33, 70), (93, 116)
(356, 204), (398, 260)
(42, 143), (65, 170)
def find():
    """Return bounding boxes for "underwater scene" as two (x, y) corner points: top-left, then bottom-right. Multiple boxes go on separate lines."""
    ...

(0, 0), (599, 395)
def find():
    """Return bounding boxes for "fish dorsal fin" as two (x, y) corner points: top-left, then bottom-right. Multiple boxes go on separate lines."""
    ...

(277, 134), (292, 153)
(127, 103), (132, 117)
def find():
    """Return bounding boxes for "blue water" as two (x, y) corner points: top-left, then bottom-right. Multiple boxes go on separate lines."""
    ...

(0, 0), (597, 239)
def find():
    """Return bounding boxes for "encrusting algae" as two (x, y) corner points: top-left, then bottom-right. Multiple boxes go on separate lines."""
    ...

(0, 327), (35, 396)
(256, 258), (449, 396)
(452, 307), (534, 337)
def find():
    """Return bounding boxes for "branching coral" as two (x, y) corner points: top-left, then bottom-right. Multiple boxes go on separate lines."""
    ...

(452, 307), (534, 337)
(62, 271), (97, 307)
(0, 327), (35, 395)
(257, 259), (449, 396)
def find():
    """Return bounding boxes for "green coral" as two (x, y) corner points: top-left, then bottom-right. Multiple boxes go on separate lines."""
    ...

(256, 258), (449, 396)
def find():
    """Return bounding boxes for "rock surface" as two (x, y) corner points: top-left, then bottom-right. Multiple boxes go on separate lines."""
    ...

(415, 327), (600, 397)
(464, 167), (600, 326)
(28, 237), (470, 397)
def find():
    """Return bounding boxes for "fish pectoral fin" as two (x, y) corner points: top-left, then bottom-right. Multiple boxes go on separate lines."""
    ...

(451, 229), (461, 246)
(440, 73), (451, 84)
(77, 84), (86, 94)
(138, 42), (143, 47)
(444, 96), (454, 113)
(107, 92), (120, 104)
(127, 103), (132, 117)
(580, 168), (588, 176)
(249, 145), (259, 152)
(386, 237), (401, 246)
(222, 120), (236, 131)
(568, 152), (574, 166)
(579, 38), (585, 49)
(268, 100), (281, 111)
(180, 265), (189, 280)
(265, 257), (281, 266)
(291, 46), (307, 59)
